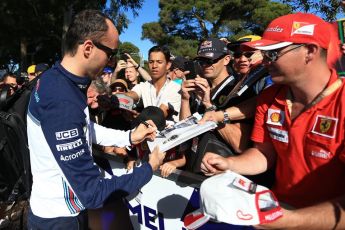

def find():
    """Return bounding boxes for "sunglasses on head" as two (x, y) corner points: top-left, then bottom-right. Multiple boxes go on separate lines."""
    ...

(233, 51), (255, 59)
(197, 55), (226, 66)
(261, 44), (305, 62)
(92, 41), (118, 60)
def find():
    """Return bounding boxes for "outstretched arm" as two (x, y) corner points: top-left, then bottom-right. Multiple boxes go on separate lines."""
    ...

(200, 141), (276, 176)
(257, 196), (345, 229)
(199, 97), (257, 124)
(124, 53), (152, 81)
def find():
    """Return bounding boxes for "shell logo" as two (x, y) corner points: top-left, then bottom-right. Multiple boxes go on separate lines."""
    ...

(270, 112), (281, 123)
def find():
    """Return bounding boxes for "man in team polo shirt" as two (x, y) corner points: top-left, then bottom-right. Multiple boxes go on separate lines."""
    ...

(201, 13), (345, 229)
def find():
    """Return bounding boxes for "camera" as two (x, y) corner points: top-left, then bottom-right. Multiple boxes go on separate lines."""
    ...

(184, 60), (201, 80)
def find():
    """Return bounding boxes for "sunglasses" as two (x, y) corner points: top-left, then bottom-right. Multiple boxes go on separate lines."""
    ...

(112, 86), (125, 92)
(233, 52), (255, 59)
(93, 41), (118, 60)
(261, 44), (305, 62)
(6, 83), (18, 90)
(197, 55), (226, 66)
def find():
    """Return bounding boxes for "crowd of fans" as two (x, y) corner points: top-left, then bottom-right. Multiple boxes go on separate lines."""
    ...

(78, 37), (274, 180)
(1, 6), (345, 229)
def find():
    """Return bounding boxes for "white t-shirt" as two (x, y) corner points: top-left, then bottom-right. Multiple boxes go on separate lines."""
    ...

(132, 79), (181, 122)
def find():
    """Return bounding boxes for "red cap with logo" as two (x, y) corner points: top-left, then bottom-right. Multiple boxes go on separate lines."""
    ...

(242, 13), (332, 51)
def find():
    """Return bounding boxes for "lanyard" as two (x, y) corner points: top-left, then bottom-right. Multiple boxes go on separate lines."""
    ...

(211, 76), (235, 101)
(286, 78), (342, 115)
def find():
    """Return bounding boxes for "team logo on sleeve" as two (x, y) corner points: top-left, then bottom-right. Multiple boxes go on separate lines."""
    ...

(56, 139), (83, 151)
(312, 115), (338, 138)
(55, 128), (78, 140)
(266, 109), (284, 126)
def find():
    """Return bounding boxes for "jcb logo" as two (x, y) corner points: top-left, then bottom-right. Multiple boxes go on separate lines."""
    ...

(55, 128), (78, 140)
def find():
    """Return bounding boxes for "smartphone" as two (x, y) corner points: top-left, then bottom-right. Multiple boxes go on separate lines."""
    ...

(184, 61), (199, 80)
(121, 53), (128, 60)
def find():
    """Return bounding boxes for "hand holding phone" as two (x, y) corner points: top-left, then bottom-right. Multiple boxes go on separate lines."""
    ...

(184, 61), (201, 80)
(121, 53), (128, 60)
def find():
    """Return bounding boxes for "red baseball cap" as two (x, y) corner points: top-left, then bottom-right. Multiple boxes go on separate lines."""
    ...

(242, 13), (332, 51)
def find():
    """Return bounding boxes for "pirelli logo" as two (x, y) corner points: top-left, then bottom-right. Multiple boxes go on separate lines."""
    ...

(56, 139), (82, 151)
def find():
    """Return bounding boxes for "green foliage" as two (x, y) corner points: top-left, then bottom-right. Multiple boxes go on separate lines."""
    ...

(106, 0), (144, 34)
(118, 41), (141, 64)
(0, 0), (144, 72)
(142, 0), (291, 57)
(280, 0), (343, 21)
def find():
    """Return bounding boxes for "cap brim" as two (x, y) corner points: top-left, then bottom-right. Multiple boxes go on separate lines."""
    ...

(110, 83), (126, 89)
(184, 209), (210, 230)
(196, 53), (224, 60)
(241, 39), (293, 51)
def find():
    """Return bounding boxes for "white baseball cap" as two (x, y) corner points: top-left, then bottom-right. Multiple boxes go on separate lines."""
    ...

(184, 171), (282, 229)
(115, 93), (134, 111)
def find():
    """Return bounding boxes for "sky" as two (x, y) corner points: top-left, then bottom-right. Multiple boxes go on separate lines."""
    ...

(119, 0), (159, 61)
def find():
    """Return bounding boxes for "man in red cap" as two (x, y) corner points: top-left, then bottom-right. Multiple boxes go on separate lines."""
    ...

(201, 13), (345, 228)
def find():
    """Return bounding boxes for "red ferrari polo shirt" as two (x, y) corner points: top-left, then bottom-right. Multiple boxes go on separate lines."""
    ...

(252, 70), (345, 208)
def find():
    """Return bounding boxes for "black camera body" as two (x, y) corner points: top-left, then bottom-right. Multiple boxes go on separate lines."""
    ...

(184, 61), (202, 80)
(121, 53), (128, 60)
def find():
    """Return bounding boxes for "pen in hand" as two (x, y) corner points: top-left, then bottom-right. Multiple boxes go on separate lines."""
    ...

(143, 121), (166, 137)
(142, 121), (152, 128)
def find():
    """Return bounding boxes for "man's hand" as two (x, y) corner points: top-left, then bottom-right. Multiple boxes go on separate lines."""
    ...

(124, 53), (139, 68)
(201, 152), (231, 176)
(114, 60), (127, 74)
(103, 146), (127, 156)
(160, 162), (177, 178)
(130, 120), (157, 145)
(255, 208), (295, 229)
(199, 110), (224, 124)
(194, 76), (212, 108)
(181, 79), (197, 100)
(149, 146), (166, 171)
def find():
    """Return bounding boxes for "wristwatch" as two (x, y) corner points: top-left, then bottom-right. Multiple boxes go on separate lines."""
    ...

(135, 64), (140, 70)
(223, 110), (231, 124)
(205, 104), (217, 112)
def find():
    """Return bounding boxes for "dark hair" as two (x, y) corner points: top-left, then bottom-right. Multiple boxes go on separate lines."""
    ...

(320, 48), (327, 60)
(131, 106), (166, 131)
(63, 9), (111, 56)
(148, 46), (171, 62)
